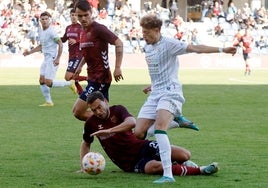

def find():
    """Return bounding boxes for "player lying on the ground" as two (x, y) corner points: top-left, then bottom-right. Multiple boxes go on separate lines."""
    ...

(78, 91), (218, 177)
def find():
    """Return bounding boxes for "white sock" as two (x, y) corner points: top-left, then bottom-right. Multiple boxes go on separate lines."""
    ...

(154, 130), (173, 178)
(145, 121), (179, 139)
(40, 84), (52, 103)
(52, 80), (71, 87)
(145, 125), (155, 139)
(169, 120), (180, 128)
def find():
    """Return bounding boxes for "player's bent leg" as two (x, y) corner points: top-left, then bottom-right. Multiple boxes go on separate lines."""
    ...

(144, 160), (163, 174)
(171, 145), (191, 163)
(72, 98), (92, 121)
(134, 118), (154, 139)
(64, 71), (74, 81)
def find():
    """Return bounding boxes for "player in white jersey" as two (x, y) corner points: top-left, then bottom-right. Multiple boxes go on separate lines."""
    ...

(135, 14), (237, 184)
(23, 11), (76, 107)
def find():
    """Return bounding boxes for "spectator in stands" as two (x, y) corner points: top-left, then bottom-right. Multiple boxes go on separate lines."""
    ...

(226, 0), (237, 24)
(173, 15), (183, 32)
(214, 23), (224, 36)
(255, 35), (267, 50)
(174, 29), (183, 41)
(169, 0), (178, 20)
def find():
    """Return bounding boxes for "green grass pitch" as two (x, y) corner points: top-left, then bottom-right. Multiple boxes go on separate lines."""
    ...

(0, 67), (268, 188)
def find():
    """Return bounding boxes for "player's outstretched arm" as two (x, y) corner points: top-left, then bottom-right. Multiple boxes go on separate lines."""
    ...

(23, 45), (42, 56)
(186, 44), (237, 56)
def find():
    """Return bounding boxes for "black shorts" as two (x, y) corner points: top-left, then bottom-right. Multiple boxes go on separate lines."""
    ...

(243, 52), (250, 61)
(134, 141), (161, 173)
(66, 57), (82, 73)
(79, 81), (110, 101)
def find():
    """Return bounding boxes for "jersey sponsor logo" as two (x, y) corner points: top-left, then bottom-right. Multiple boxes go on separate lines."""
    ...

(67, 33), (79, 38)
(145, 50), (159, 74)
(80, 42), (94, 48)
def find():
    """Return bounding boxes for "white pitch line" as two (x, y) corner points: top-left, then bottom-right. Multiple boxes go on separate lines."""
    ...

(229, 78), (267, 84)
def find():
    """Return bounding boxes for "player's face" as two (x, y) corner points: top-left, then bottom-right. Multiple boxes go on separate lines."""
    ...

(75, 8), (92, 29)
(70, 12), (78, 24)
(142, 27), (159, 45)
(39, 16), (50, 29)
(89, 99), (109, 120)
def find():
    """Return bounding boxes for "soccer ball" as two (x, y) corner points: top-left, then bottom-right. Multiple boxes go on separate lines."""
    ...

(82, 152), (106, 175)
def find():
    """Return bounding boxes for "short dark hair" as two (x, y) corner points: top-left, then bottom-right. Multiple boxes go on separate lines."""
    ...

(140, 14), (162, 29)
(74, 0), (92, 12)
(87, 91), (105, 104)
(40, 11), (52, 18)
(70, 8), (75, 13)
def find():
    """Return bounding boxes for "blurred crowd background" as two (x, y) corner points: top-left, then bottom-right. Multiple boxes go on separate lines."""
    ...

(0, 0), (268, 55)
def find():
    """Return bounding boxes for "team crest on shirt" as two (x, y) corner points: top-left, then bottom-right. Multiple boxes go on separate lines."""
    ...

(98, 124), (104, 130)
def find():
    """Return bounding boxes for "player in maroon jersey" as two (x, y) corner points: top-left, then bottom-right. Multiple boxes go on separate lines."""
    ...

(78, 91), (219, 177)
(61, 9), (87, 95)
(72, 0), (124, 121)
(240, 28), (254, 76)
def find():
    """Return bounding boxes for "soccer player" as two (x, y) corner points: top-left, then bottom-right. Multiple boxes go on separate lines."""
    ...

(23, 11), (76, 107)
(79, 91), (219, 177)
(61, 8), (87, 95)
(72, 0), (124, 121)
(240, 27), (254, 76)
(134, 14), (237, 183)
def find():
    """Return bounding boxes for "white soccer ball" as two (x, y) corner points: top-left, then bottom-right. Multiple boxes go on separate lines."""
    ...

(82, 152), (106, 175)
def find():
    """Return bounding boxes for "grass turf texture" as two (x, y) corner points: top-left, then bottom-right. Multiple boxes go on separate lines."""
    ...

(0, 68), (268, 188)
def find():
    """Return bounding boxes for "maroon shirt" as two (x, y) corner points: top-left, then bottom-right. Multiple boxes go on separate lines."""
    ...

(80, 21), (118, 83)
(83, 105), (149, 172)
(61, 23), (82, 59)
(241, 34), (254, 53)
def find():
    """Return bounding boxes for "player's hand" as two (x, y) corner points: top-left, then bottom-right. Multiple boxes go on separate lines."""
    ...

(68, 38), (76, 45)
(23, 50), (29, 56)
(143, 85), (151, 94)
(53, 58), (60, 66)
(224, 47), (237, 56)
(113, 68), (123, 82)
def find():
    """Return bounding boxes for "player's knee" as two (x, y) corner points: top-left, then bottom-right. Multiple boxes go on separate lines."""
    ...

(134, 130), (146, 140)
(72, 107), (82, 120)
(65, 75), (72, 81)
(144, 161), (162, 174)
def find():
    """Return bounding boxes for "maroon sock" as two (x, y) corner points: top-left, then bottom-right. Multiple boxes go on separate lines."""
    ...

(75, 81), (83, 95)
(172, 164), (201, 176)
(75, 76), (87, 82)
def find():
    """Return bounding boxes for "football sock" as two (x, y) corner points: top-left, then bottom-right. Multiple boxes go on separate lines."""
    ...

(52, 80), (71, 87)
(145, 125), (155, 139)
(169, 120), (180, 128)
(154, 130), (173, 179)
(75, 81), (83, 95)
(40, 84), (52, 103)
(75, 75), (87, 81)
(172, 164), (201, 176)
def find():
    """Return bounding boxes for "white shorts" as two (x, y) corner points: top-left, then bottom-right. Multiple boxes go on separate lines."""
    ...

(137, 90), (185, 119)
(40, 54), (58, 80)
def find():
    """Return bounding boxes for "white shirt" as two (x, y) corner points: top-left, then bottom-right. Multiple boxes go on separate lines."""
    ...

(143, 36), (187, 94)
(38, 26), (59, 57)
